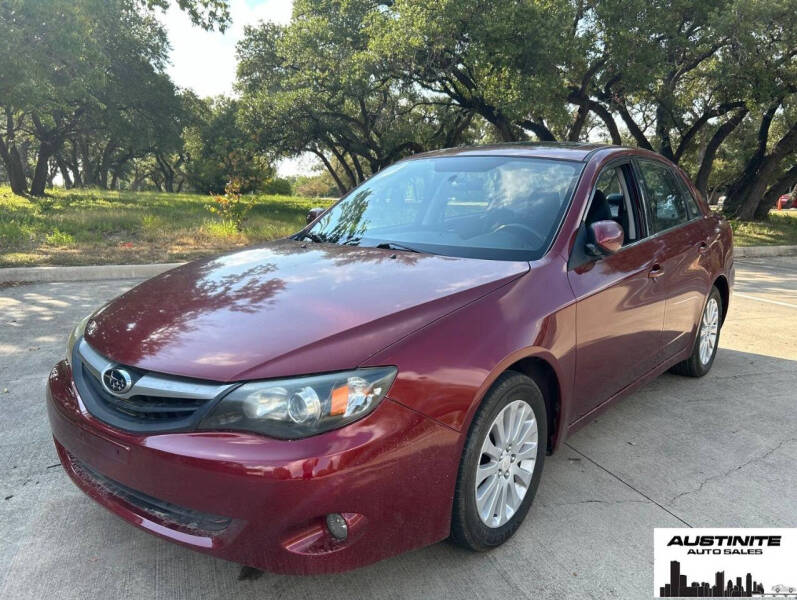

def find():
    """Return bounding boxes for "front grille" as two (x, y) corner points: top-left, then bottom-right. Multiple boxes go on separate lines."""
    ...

(72, 338), (235, 433)
(70, 454), (231, 534)
(82, 364), (207, 422)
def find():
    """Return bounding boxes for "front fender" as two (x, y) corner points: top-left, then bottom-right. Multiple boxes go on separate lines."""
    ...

(362, 255), (577, 447)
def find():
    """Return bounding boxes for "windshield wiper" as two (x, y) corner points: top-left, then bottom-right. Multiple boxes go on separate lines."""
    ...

(298, 231), (324, 243)
(375, 241), (422, 253)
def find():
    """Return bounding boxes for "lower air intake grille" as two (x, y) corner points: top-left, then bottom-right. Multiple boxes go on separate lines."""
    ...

(70, 454), (231, 534)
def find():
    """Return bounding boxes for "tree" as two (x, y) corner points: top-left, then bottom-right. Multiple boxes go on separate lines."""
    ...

(367, 0), (580, 143)
(56, 17), (184, 191)
(183, 96), (272, 194)
(236, 1), (476, 194)
(716, 0), (796, 218)
(142, 0), (230, 31)
(366, 0), (796, 219)
(0, 0), (230, 196)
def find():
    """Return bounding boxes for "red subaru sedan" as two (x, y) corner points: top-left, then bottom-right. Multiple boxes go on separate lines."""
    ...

(47, 143), (733, 574)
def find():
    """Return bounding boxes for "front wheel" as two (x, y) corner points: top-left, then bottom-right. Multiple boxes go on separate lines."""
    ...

(450, 371), (547, 551)
(670, 286), (723, 377)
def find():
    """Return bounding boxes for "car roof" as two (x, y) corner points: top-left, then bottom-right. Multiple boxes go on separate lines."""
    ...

(408, 142), (630, 163)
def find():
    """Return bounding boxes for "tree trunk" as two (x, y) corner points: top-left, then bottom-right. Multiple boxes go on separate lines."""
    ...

(349, 152), (366, 184)
(313, 149), (348, 196)
(485, 109), (520, 141)
(56, 155), (73, 189)
(69, 141), (82, 187)
(518, 119), (555, 142)
(443, 112), (474, 147)
(327, 144), (358, 188)
(97, 140), (115, 189)
(1, 110), (28, 194)
(155, 154), (175, 192)
(30, 141), (56, 196)
(694, 109), (747, 198)
(130, 171), (147, 191)
(79, 138), (96, 186)
(754, 164), (797, 219)
(611, 100), (654, 150)
(567, 102), (589, 142)
(586, 100), (622, 144)
(0, 137), (28, 195)
(724, 111), (796, 220)
(47, 160), (58, 186)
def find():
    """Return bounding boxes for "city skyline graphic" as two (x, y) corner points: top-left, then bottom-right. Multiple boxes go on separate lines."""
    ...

(658, 560), (765, 598)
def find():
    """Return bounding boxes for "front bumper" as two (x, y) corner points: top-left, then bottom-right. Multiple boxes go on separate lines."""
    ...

(47, 360), (461, 574)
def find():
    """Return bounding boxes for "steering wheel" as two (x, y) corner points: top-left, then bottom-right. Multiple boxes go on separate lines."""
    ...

(492, 223), (545, 247)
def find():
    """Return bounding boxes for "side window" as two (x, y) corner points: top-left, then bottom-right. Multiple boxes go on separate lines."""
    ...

(676, 177), (703, 219)
(587, 164), (640, 246)
(637, 161), (690, 233)
(595, 168), (623, 219)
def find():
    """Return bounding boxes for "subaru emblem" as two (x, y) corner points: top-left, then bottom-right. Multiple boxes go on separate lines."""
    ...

(101, 367), (133, 395)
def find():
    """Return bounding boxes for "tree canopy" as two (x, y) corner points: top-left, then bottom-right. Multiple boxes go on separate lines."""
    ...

(1, 0), (795, 219)
(0, 0), (247, 196)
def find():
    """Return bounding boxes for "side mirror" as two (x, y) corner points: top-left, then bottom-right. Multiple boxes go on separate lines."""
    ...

(587, 220), (624, 256)
(306, 207), (325, 224)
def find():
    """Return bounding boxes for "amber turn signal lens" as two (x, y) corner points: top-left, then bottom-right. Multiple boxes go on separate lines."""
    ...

(330, 384), (348, 415)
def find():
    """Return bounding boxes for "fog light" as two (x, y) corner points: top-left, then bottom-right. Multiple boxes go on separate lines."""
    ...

(326, 513), (348, 540)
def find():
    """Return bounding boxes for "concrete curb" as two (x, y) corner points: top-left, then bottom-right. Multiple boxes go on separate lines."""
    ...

(733, 245), (797, 258)
(0, 263), (183, 284)
(1, 245), (795, 284)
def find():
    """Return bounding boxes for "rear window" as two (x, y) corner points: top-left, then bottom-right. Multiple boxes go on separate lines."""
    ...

(637, 160), (692, 233)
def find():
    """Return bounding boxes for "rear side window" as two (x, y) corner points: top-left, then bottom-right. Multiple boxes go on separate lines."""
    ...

(637, 160), (690, 233)
(676, 177), (703, 219)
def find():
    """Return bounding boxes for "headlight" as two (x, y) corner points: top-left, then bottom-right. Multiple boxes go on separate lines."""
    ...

(66, 313), (93, 362)
(198, 367), (397, 439)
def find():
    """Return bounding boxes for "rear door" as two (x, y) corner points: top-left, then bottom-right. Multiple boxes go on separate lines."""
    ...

(634, 159), (713, 360)
(567, 161), (666, 421)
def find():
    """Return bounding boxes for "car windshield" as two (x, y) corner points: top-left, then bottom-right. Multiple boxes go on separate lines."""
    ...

(305, 156), (583, 260)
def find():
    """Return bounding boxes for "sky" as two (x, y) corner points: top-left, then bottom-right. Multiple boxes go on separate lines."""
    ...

(159, 0), (316, 176)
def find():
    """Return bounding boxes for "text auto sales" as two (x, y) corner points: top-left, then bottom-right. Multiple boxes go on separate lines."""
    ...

(668, 535), (781, 556)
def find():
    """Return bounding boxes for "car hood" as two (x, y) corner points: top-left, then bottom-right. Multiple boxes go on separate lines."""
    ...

(84, 240), (529, 381)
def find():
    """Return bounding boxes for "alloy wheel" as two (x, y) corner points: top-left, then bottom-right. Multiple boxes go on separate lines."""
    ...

(698, 297), (719, 365)
(474, 400), (538, 528)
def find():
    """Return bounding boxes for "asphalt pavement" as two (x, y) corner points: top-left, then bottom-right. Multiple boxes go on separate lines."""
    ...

(1, 258), (795, 600)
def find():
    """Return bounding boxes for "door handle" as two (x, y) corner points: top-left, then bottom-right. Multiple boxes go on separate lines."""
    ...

(648, 264), (664, 279)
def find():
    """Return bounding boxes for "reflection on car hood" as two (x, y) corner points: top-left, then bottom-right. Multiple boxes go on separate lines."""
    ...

(84, 240), (529, 381)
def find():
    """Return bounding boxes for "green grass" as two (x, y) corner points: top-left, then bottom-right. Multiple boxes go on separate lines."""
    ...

(2, 187), (795, 267)
(729, 210), (797, 247)
(0, 186), (333, 267)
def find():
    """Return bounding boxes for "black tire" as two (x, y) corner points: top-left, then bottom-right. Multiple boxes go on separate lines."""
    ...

(670, 286), (723, 377)
(451, 371), (547, 551)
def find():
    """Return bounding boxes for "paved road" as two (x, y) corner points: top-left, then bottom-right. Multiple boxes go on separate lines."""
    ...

(1, 258), (795, 600)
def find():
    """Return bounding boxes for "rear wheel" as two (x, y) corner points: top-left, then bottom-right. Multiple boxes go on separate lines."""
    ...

(670, 286), (722, 377)
(451, 371), (547, 551)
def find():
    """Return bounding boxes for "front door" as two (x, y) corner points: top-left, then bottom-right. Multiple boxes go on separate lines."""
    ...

(567, 162), (666, 421)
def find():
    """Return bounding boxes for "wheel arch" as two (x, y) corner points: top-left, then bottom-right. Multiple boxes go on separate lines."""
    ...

(713, 274), (730, 324)
(502, 356), (563, 454)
